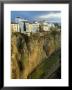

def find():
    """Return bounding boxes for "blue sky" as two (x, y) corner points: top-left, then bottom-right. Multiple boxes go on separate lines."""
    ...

(11, 11), (61, 23)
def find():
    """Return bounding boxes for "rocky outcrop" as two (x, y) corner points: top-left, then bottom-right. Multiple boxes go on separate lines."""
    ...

(28, 48), (61, 79)
(11, 31), (61, 79)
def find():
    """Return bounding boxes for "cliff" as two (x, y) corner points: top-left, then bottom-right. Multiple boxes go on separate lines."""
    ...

(11, 31), (61, 79)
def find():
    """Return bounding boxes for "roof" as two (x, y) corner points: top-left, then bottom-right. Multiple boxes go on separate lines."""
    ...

(11, 21), (18, 24)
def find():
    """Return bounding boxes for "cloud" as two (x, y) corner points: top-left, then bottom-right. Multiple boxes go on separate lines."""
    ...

(39, 12), (61, 19)
(36, 12), (61, 23)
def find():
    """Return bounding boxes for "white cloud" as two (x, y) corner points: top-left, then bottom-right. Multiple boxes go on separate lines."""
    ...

(39, 12), (61, 19)
(37, 12), (61, 23)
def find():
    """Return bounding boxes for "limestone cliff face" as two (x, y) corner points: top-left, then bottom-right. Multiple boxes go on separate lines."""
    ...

(11, 32), (60, 79)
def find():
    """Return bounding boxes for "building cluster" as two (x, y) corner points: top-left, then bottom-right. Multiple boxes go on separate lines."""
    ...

(11, 17), (55, 35)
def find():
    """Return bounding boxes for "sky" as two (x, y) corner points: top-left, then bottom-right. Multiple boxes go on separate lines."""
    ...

(11, 11), (61, 24)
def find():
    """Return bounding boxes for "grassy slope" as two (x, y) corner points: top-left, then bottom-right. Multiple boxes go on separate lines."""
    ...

(28, 48), (61, 79)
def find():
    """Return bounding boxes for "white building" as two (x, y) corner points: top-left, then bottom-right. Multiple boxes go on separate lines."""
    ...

(15, 17), (30, 33)
(31, 22), (40, 33)
(43, 22), (49, 31)
(48, 23), (55, 28)
(39, 21), (50, 32)
(13, 17), (53, 34)
(11, 21), (19, 32)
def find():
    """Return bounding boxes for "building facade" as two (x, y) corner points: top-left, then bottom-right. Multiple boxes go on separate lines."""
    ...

(11, 22), (19, 32)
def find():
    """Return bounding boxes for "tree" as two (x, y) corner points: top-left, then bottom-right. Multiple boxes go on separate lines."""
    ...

(54, 23), (61, 29)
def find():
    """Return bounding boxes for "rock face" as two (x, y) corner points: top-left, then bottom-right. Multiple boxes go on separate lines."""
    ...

(11, 32), (61, 79)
